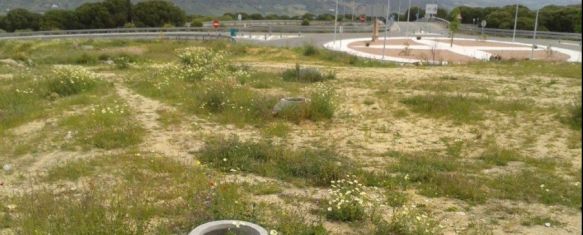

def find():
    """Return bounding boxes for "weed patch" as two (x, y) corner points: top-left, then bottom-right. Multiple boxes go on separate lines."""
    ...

(199, 138), (354, 186)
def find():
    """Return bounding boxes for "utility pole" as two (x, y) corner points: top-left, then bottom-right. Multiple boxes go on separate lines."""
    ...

(512, 2), (519, 42)
(530, 8), (540, 60)
(382, 0), (391, 60)
(406, 0), (411, 36)
(334, 0), (339, 49)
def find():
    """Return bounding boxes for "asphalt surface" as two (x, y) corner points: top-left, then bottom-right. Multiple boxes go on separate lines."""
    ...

(236, 22), (582, 51)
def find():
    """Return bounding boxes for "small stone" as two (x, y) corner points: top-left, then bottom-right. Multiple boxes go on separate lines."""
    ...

(544, 222), (551, 227)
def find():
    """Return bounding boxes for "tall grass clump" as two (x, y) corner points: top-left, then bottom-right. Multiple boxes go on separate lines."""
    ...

(282, 64), (335, 83)
(47, 65), (98, 97)
(302, 44), (319, 56)
(562, 96), (582, 130)
(198, 138), (353, 186)
(308, 83), (336, 120)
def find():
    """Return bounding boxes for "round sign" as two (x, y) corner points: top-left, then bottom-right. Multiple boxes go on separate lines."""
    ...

(360, 15), (366, 23)
(212, 20), (220, 29)
(481, 20), (487, 27)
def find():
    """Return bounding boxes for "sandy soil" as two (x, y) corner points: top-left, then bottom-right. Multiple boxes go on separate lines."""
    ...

(485, 50), (571, 61)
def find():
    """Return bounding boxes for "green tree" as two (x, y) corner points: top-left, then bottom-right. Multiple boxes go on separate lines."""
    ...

(0, 16), (6, 32)
(2, 8), (41, 32)
(103, 0), (132, 27)
(41, 10), (80, 30)
(133, 0), (186, 27)
(75, 3), (115, 29)
(302, 13), (315, 20)
(249, 13), (264, 20)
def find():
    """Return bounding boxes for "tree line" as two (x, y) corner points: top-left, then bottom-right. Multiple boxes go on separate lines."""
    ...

(0, 0), (581, 33)
(0, 0), (185, 32)
(447, 4), (581, 33)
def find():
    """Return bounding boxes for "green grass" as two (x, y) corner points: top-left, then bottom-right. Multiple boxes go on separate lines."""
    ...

(400, 94), (533, 123)
(487, 169), (582, 208)
(479, 147), (522, 166)
(9, 153), (327, 234)
(58, 99), (144, 150)
(198, 138), (354, 187)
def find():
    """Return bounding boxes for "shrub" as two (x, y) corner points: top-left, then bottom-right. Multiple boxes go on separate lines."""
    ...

(191, 20), (203, 27)
(325, 175), (367, 222)
(169, 47), (249, 82)
(301, 18), (310, 26)
(282, 64), (335, 83)
(113, 56), (131, 69)
(47, 65), (98, 97)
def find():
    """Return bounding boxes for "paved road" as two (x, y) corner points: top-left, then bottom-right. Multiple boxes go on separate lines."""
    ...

(238, 22), (581, 52)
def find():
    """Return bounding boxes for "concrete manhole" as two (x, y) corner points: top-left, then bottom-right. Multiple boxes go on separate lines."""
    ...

(272, 97), (310, 116)
(189, 220), (268, 235)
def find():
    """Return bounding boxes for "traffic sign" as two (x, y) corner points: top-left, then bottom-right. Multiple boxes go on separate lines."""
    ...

(360, 15), (366, 23)
(425, 4), (438, 15)
(481, 20), (487, 27)
(212, 20), (220, 29)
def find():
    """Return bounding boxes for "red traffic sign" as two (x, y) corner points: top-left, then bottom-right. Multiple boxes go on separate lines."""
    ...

(212, 20), (220, 29)
(360, 15), (366, 23)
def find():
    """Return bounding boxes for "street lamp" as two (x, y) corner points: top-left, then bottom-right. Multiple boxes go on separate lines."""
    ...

(530, 7), (540, 60)
(382, 0), (391, 60)
(333, 0), (339, 49)
(512, 2), (519, 42)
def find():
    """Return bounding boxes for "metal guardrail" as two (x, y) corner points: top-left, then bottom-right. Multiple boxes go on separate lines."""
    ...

(0, 23), (384, 40)
(459, 24), (582, 41)
(0, 29), (235, 41)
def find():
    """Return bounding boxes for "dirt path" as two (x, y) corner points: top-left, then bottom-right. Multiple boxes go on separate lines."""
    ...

(114, 83), (195, 161)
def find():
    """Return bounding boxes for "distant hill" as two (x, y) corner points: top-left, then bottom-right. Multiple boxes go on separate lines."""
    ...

(1, 0), (580, 16)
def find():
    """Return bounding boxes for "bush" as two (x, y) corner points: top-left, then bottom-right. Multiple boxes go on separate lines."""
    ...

(191, 20), (203, 27)
(282, 64), (335, 83)
(47, 66), (98, 97)
(112, 56), (131, 69)
(325, 175), (367, 222)
(301, 18), (310, 26)
(169, 47), (249, 82)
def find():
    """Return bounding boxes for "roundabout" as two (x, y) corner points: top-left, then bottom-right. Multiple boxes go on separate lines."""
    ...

(324, 36), (582, 64)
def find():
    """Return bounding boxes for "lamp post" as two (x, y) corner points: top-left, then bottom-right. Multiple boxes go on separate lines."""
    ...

(397, 0), (401, 22)
(382, 0), (391, 60)
(530, 8), (540, 60)
(333, 0), (339, 49)
(512, 2), (519, 42)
